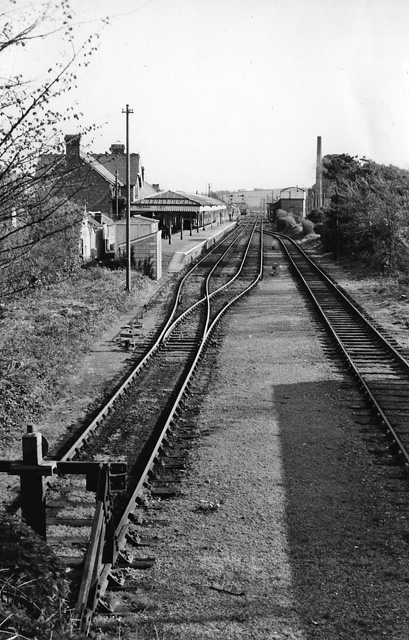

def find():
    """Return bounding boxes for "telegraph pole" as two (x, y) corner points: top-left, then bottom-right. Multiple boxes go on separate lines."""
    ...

(122, 104), (134, 291)
(315, 135), (323, 209)
(115, 170), (119, 220)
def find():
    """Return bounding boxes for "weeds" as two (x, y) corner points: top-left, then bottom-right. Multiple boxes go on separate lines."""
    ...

(194, 499), (221, 514)
(0, 514), (70, 638)
(0, 267), (151, 441)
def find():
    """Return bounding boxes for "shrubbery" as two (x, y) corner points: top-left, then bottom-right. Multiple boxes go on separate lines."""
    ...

(1, 198), (83, 298)
(276, 210), (298, 232)
(319, 154), (409, 274)
(0, 513), (70, 638)
(302, 219), (315, 236)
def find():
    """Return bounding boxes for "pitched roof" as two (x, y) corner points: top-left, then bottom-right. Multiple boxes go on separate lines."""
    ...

(37, 148), (146, 191)
(137, 190), (225, 207)
(86, 214), (103, 228)
(175, 191), (225, 207)
(92, 152), (140, 187)
(81, 150), (124, 186)
(137, 182), (160, 199)
(280, 186), (306, 200)
(87, 212), (115, 226)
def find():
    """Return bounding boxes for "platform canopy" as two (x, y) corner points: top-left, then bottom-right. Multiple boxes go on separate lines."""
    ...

(133, 190), (226, 218)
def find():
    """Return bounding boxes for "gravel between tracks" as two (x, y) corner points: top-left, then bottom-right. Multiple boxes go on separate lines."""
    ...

(98, 248), (409, 639)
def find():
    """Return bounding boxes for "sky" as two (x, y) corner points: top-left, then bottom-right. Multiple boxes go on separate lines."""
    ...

(8, 0), (409, 193)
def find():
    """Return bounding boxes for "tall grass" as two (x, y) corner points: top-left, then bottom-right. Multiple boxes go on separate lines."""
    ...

(0, 267), (152, 446)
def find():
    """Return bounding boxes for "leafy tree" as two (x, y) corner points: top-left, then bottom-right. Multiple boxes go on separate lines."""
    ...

(0, 0), (106, 298)
(307, 208), (323, 224)
(320, 154), (409, 273)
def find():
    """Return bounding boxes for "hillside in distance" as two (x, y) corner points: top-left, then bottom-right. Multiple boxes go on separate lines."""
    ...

(214, 188), (297, 208)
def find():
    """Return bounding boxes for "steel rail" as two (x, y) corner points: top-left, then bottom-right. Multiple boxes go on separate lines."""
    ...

(58, 222), (248, 463)
(272, 232), (409, 466)
(77, 220), (263, 627)
(163, 220), (258, 341)
(270, 231), (409, 371)
(162, 222), (252, 341)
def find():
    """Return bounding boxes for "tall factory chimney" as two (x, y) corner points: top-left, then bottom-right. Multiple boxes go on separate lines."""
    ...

(315, 136), (323, 209)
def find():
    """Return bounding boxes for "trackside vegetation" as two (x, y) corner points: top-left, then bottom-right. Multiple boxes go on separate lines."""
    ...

(0, 268), (152, 448)
(316, 154), (409, 277)
(0, 513), (82, 639)
(0, 267), (153, 639)
(274, 154), (409, 281)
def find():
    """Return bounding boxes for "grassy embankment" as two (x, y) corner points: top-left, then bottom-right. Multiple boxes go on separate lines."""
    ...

(0, 267), (154, 451)
(0, 267), (158, 637)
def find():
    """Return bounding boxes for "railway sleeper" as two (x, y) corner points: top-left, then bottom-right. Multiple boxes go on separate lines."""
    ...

(163, 448), (187, 458)
(150, 486), (180, 499)
(117, 552), (156, 570)
(47, 517), (94, 526)
(153, 472), (183, 483)
(161, 458), (186, 470)
(126, 531), (161, 548)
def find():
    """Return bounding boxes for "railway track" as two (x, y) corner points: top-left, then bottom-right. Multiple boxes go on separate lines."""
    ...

(272, 232), (409, 470)
(15, 218), (263, 631)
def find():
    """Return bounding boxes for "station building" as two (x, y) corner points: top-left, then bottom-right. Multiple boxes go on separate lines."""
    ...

(133, 190), (232, 238)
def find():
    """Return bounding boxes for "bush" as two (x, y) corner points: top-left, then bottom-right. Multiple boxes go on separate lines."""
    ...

(307, 208), (324, 224)
(0, 513), (69, 637)
(1, 198), (83, 299)
(302, 219), (315, 236)
(276, 210), (297, 232)
(315, 222), (324, 236)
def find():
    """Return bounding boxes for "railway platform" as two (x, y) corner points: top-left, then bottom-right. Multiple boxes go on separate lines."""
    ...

(161, 220), (238, 275)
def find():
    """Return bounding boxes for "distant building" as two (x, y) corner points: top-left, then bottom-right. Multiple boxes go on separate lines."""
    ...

(268, 186), (307, 221)
(80, 210), (162, 280)
(37, 136), (162, 278)
(81, 211), (115, 261)
(133, 190), (232, 236)
(37, 134), (158, 219)
(226, 193), (248, 215)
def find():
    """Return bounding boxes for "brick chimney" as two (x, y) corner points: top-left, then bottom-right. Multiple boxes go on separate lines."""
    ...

(65, 134), (81, 161)
(109, 142), (125, 155)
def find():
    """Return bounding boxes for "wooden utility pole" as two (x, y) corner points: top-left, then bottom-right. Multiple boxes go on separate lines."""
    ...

(115, 170), (119, 219)
(315, 136), (323, 209)
(122, 104), (134, 291)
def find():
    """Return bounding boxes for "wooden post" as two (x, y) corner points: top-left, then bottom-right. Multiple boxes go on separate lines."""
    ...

(20, 426), (47, 538)
(0, 428), (127, 541)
